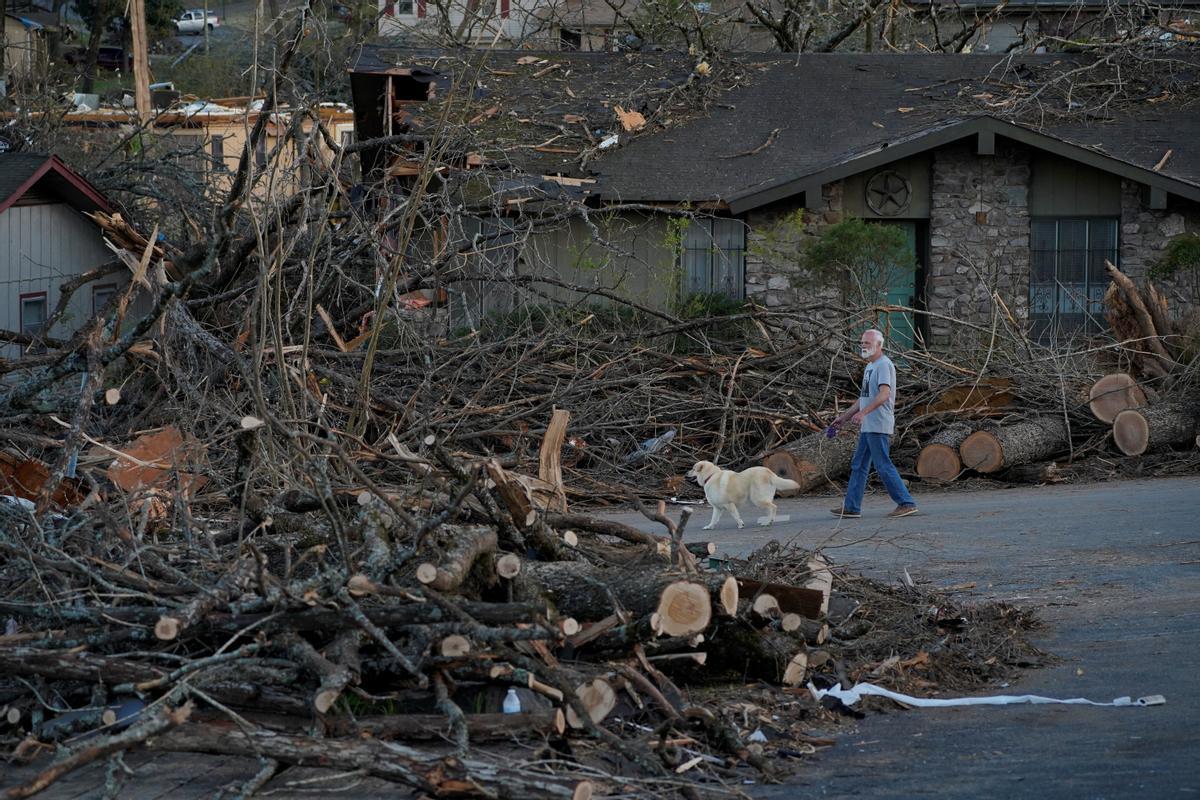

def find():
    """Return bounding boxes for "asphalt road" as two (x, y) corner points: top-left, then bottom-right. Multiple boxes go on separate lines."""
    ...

(604, 476), (1200, 800)
(3, 476), (1197, 798)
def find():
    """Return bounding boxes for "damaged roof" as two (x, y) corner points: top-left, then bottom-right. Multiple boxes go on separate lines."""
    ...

(594, 53), (1200, 210)
(349, 48), (1200, 210)
(349, 46), (740, 181)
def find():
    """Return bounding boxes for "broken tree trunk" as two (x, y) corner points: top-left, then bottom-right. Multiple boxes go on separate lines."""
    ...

(1104, 260), (1178, 376)
(538, 408), (570, 513)
(1112, 405), (1199, 456)
(762, 429), (858, 492)
(958, 416), (1069, 474)
(915, 423), (972, 483)
(1088, 373), (1148, 424)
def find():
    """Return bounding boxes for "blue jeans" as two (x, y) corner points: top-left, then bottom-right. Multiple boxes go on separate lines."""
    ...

(843, 432), (915, 513)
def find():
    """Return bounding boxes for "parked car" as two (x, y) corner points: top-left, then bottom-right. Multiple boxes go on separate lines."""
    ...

(174, 9), (220, 34)
(63, 45), (133, 71)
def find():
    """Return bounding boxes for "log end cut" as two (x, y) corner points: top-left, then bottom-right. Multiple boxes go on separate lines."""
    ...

(959, 430), (1004, 473)
(916, 443), (961, 483)
(1113, 408), (1151, 456)
(655, 582), (713, 638)
(1089, 373), (1146, 424)
(566, 679), (617, 729)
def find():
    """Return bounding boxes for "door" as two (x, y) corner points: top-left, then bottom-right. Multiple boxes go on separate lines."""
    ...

(874, 221), (918, 351)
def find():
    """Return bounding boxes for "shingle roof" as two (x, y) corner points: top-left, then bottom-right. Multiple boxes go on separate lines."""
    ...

(0, 152), (51, 204)
(0, 152), (114, 215)
(592, 53), (1200, 207)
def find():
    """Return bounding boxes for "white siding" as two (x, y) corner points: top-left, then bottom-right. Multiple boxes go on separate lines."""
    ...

(0, 203), (115, 360)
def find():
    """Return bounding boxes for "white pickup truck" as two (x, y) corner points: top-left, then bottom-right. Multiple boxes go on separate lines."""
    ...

(174, 9), (219, 33)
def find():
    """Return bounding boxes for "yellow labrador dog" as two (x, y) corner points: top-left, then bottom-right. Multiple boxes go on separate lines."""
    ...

(687, 460), (800, 530)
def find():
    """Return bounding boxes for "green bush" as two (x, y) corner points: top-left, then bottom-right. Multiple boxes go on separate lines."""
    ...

(802, 218), (914, 303)
(1150, 233), (1200, 280)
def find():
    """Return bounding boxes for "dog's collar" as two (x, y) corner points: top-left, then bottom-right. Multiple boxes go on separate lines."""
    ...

(698, 471), (713, 486)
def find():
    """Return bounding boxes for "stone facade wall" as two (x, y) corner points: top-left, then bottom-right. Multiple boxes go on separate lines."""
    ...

(738, 141), (1199, 348)
(743, 183), (845, 336)
(1119, 182), (1200, 314)
(925, 140), (1031, 347)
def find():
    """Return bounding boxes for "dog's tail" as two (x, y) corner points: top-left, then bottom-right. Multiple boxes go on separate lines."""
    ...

(771, 475), (801, 492)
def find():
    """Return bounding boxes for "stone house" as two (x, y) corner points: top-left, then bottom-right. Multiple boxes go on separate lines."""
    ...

(595, 53), (1200, 348)
(347, 48), (1199, 345)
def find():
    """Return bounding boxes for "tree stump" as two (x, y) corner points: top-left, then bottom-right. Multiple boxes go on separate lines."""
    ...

(958, 417), (1069, 474)
(1088, 373), (1147, 424)
(763, 430), (858, 493)
(915, 423), (972, 483)
(1112, 405), (1199, 456)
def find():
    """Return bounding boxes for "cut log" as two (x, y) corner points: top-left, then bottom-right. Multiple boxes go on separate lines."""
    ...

(155, 557), (255, 641)
(915, 423), (973, 483)
(762, 429), (858, 493)
(958, 417), (1069, 474)
(751, 593), (780, 619)
(520, 562), (735, 622)
(1088, 373), (1148, 424)
(416, 526), (498, 592)
(1112, 405), (1199, 456)
(707, 622), (808, 686)
(495, 553), (522, 579)
(656, 582), (712, 638)
(734, 577), (823, 620)
(565, 678), (617, 728)
(439, 635), (471, 658)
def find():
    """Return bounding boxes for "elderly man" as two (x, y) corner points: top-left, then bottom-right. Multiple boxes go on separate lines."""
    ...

(828, 329), (918, 519)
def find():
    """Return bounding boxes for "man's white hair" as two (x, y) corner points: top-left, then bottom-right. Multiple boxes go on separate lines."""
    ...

(863, 328), (885, 348)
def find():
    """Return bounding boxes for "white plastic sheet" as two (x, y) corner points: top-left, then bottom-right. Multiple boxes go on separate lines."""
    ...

(809, 681), (1166, 708)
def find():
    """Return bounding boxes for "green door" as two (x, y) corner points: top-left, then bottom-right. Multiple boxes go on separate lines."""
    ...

(877, 222), (917, 351)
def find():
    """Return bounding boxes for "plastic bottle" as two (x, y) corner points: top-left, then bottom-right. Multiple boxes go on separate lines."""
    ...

(502, 687), (521, 714)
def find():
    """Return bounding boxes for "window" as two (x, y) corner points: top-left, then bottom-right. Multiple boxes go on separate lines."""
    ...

(20, 292), (48, 351)
(393, 0), (414, 12)
(93, 284), (118, 315)
(1029, 218), (1118, 340)
(211, 135), (228, 172)
(681, 218), (745, 299)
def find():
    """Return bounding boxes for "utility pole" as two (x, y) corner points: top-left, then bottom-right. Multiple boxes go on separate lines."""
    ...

(129, 0), (151, 122)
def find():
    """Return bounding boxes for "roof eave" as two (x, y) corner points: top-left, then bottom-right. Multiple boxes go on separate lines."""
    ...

(0, 155), (115, 216)
(726, 116), (1200, 215)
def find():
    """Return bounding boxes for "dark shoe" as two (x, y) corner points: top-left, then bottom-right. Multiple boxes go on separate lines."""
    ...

(887, 504), (919, 518)
(830, 507), (861, 519)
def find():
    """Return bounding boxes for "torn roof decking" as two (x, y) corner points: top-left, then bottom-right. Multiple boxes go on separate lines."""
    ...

(349, 46), (737, 182)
